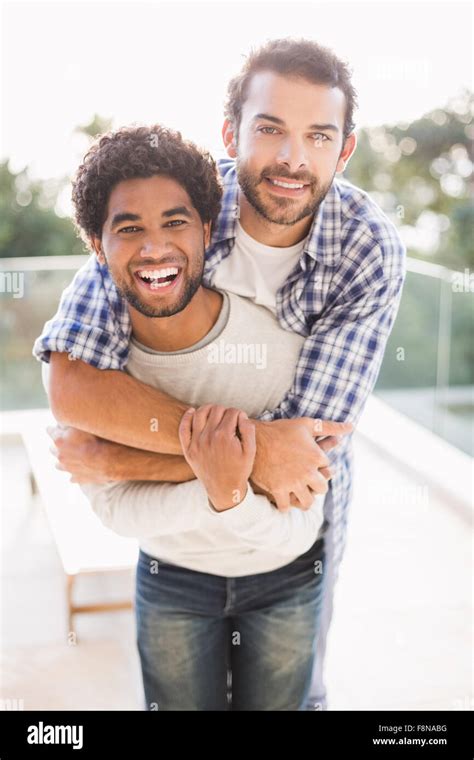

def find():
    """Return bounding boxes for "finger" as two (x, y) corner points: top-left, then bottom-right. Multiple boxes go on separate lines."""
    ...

(191, 404), (214, 437)
(319, 466), (332, 480)
(290, 485), (315, 510)
(272, 490), (292, 512)
(237, 413), (257, 458)
(313, 444), (330, 470)
(218, 407), (242, 436)
(206, 404), (230, 431)
(289, 492), (311, 509)
(307, 469), (330, 496)
(46, 425), (61, 441)
(316, 435), (340, 452)
(313, 419), (353, 437)
(55, 462), (66, 472)
(178, 408), (195, 452)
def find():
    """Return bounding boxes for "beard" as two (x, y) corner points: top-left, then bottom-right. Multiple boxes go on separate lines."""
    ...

(105, 254), (205, 319)
(236, 160), (335, 226)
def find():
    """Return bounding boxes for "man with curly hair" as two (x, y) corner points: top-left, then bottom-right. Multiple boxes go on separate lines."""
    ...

(35, 38), (405, 710)
(43, 124), (350, 710)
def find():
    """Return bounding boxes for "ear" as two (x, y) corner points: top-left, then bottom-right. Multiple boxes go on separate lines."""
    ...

(203, 221), (212, 249)
(91, 236), (106, 266)
(222, 118), (237, 158)
(336, 132), (357, 174)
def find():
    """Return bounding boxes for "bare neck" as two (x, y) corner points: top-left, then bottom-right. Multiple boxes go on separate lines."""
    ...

(130, 286), (223, 352)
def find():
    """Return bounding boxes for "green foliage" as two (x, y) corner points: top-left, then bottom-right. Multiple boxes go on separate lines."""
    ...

(0, 161), (84, 258)
(345, 90), (474, 271)
(74, 113), (113, 139)
(0, 114), (113, 259)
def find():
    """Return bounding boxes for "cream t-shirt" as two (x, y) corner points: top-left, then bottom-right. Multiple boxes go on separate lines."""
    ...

(212, 221), (306, 314)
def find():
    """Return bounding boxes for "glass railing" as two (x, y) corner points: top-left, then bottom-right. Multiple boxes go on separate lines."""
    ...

(1, 255), (472, 454)
(375, 258), (473, 455)
(0, 256), (88, 410)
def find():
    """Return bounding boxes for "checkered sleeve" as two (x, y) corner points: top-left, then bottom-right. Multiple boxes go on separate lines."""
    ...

(32, 256), (131, 370)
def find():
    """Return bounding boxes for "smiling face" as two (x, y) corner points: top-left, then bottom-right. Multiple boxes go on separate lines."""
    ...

(226, 71), (356, 226)
(92, 175), (211, 318)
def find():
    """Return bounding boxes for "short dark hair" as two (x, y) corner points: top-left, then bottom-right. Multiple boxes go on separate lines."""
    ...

(225, 38), (357, 140)
(72, 124), (222, 246)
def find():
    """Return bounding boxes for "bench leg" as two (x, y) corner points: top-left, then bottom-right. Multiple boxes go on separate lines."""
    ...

(66, 573), (76, 641)
(29, 470), (38, 497)
(64, 571), (133, 643)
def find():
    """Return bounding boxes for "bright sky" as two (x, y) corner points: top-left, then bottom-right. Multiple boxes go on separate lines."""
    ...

(1, 0), (472, 182)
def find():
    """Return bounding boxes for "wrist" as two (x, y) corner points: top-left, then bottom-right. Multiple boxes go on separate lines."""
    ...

(253, 419), (273, 447)
(104, 441), (134, 480)
(251, 420), (274, 484)
(208, 482), (249, 512)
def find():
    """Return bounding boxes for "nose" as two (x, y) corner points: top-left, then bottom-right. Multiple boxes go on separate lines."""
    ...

(138, 229), (174, 259)
(276, 135), (308, 174)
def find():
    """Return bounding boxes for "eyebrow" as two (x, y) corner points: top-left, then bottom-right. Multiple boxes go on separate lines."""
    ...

(110, 206), (193, 229)
(162, 206), (193, 218)
(110, 212), (141, 229)
(253, 113), (339, 132)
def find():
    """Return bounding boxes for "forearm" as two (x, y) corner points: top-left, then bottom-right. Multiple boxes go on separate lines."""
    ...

(103, 441), (196, 482)
(47, 353), (272, 460)
(48, 353), (188, 454)
(83, 474), (323, 553)
(82, 478), (207, 538)
(205, 483), (324, 557)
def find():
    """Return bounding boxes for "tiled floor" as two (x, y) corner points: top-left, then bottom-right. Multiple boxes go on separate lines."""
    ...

(325, 436), (472, 710)
(0, 433), (472, 710)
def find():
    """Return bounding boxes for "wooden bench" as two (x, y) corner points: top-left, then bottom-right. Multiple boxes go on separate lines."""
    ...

(14, 409), (138, 637)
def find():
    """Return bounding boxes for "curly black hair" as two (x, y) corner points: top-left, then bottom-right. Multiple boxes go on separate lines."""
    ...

(225, 38), (358, 140)
(72, 124), (222, 246)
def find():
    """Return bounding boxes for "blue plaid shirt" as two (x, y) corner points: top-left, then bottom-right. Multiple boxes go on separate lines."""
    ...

(34, 159), (406, 565)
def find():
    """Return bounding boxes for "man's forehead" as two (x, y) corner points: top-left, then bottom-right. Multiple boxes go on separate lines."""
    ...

(107, 175), (193, 214)
(242, 70), (346, 127)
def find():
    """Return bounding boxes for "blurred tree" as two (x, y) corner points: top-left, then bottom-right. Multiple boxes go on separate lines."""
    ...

(75, 113), (113, 139)
(345, 90), (474, 271)
(0, 114), (113, 259)
(0, 161), (84, 258)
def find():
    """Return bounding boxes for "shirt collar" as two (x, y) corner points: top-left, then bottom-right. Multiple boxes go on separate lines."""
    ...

(210, 162), (342, 268)
(304, 181), (342, 268)
(210, 165), (240, 246)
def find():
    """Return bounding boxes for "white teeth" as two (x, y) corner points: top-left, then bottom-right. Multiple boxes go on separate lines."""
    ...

(138, 267), (179, 279)
(270, 179), (304, 189)
(150, 280), (174, 289)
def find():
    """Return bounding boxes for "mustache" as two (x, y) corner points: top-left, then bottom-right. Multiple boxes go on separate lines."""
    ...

(260, 167), (317, 185)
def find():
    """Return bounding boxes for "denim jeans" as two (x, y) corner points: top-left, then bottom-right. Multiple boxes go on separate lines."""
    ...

(135, 536), (325, 711)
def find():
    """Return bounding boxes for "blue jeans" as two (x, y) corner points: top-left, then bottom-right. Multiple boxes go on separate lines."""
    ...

(135, 537), (325, 711)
